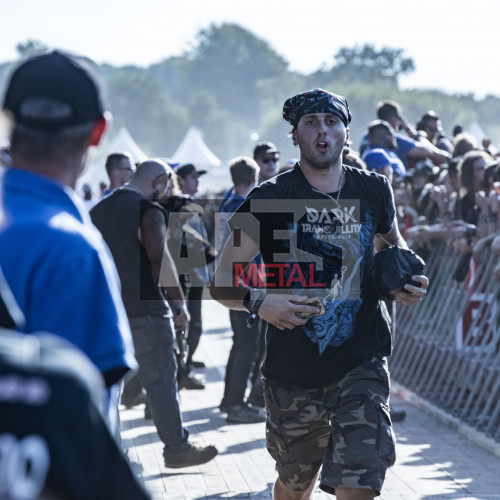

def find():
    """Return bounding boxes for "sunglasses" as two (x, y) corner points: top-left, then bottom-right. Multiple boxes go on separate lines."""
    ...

(261, 157), (279, 164)
(427, 125), (441, 133)
(154, 171), (171, 183)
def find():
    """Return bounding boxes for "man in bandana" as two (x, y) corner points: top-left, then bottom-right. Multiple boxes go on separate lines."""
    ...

(211, 89), (428, 499)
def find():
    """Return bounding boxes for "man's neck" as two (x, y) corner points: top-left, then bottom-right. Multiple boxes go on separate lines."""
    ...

(233, 184), (254, 198)
(123, 181), (144, 196)
(299, 158), (344, 193)
(9, 155), (84, 190)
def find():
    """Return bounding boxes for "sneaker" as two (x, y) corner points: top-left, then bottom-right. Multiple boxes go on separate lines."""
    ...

(189, 360), (206, 369)
(178, 372), (205, 390)
(227, 404), (266, 424)
(164, 443), (218, 469)
(144, 401), (152, 420)
(391, 408), (407, 423)
(247, 392), (265, 408)
(121, 391), (147, 409)
(219, 400), (255, 413)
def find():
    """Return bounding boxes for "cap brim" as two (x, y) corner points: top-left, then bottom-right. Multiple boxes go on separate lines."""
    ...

(197, 170), (207, 176)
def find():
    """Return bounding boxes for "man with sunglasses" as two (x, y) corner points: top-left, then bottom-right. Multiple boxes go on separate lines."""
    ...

(102, 151), (135, 196)
(417, 111), (453, 154)
(91, 159), (218, 469)
(253, 141), (280, 183)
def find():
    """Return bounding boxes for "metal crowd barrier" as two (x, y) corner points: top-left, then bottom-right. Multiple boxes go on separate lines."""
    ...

(390, 242), (500, 442)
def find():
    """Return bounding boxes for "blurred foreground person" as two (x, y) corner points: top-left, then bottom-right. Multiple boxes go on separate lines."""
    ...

(0, 50), (137, 430)
(0, 267), (149, 499)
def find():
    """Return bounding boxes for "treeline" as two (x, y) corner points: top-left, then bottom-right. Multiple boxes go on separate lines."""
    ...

(1, 25), (499, 162)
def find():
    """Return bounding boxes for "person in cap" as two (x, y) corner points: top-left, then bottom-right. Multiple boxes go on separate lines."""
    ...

(175, 163), (207, 196)
(359, 100), (451, 169)
(0, 51), (146, 496)
(0, 266), (149, 499)
(362, 148), (394, 185)
(404, 159), (442, 224)
(253, 141), (280, 183)
(0, 50), (137, 412)
(215, 156), (267, 423)
(172, 162), (214, 383)
(417, 110), (453, 154)
(211, 88), (428, 499)
(362, 119), (407, 180)
(248, 141), (281, 405)
(91, 159), (218, 468)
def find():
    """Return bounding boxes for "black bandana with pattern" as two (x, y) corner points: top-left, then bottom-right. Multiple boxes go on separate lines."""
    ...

(282, 88), (352, 128)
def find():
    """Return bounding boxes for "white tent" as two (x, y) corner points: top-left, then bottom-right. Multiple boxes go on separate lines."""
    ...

(468, 121), (487, 144)
(105, 126), (148, 164)
(170, 126), (221, 169)
(78, 126), (147, 191)
(169, 127), (228, 193)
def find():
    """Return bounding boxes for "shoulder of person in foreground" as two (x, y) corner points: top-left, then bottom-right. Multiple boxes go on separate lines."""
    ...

(2, 217), (136, 383)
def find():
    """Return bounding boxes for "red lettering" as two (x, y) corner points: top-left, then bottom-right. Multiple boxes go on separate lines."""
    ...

(261, 263), (287, 288)
(285, 263), (307, 288)
(234, 263), (259, 287)
(259, 266), (275, 287)
(308, 263), (326, 288)
(235, 262), (325, 289)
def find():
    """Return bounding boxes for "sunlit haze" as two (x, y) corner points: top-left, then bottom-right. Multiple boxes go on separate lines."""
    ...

(3, 0), (500, 99)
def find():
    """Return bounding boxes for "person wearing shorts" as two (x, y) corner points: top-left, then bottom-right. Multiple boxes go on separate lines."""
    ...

(265, 357), (395, 495)
(211, 89), (428, 499)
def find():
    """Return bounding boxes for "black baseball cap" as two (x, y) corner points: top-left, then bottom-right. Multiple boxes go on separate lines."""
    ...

(367, 119), (395, 134)
(3, 50), (107, 131)
(407, 159), (440, 178)
(253, 142), (279, 159)
(175, 163), (207, 178)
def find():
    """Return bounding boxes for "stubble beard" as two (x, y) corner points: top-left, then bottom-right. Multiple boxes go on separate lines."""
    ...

(300, 141), (344, 171)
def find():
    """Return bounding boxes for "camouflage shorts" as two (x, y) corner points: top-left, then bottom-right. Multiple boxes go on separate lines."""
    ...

(264, 356), (396, 495)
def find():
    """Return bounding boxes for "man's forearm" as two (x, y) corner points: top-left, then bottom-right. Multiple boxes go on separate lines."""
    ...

(209, 270), (250, 310)
(157, 257), (185, 305)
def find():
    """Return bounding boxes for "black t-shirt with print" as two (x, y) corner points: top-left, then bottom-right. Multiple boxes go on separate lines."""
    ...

(229, 164), (395, 388)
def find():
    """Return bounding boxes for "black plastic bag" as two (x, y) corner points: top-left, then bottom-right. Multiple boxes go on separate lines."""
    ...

(372, 246), (425, 301)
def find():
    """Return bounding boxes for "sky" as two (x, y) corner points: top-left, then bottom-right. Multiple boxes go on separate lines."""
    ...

(2, 0), (500, 99)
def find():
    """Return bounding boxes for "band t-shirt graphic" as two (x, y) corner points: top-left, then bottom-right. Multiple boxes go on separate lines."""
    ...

(228, 164), (395, 388)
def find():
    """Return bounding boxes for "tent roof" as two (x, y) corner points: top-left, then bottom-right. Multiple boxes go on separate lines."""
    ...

(77, 126), (147, 190)
(170, 127), (221, 169)
(106, 126), (147, 164)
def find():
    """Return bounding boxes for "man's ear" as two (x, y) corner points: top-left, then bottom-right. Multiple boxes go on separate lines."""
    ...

(345, 127), (350, 146)
(90, 113), (110, 146)
(292, 129), (298, 146)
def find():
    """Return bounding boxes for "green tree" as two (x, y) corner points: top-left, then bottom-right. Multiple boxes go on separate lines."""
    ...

(309, 44), (415, 89)
(185, 23), (289, 123)
(16, 39), (48, 58)
(104, 66), (188, 156)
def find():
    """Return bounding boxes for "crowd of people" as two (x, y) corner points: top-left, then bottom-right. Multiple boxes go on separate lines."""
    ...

(0, 47), (498, 500)
(350, 100), (500, 280)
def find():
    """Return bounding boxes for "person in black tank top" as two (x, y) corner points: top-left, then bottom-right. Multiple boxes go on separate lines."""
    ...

(91, 160), (218, 469)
